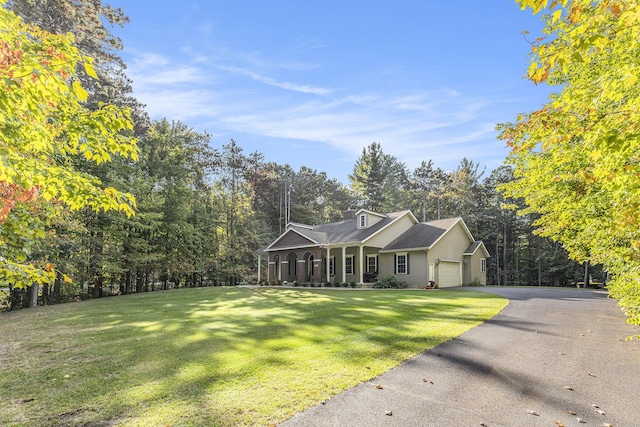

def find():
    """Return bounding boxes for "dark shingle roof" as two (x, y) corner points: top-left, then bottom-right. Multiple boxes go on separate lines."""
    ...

(268, 210), (411, 250)
(381, 217), (462, 251)
(464, 240), (483, 255)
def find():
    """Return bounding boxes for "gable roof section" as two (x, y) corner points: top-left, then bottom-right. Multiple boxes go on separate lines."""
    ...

(265, 210), (415, 251)
(265, 227), (321, 251)
(355, 208), (386, 219)
(464, 240), (491, 257)
(380, 217), (472, 252)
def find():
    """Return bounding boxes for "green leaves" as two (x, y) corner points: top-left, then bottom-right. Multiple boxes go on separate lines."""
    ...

(502, 0), (640, 324)
(0, 6), (137, 289)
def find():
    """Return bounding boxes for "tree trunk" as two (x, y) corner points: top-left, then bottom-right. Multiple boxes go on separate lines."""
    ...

(495, 223), (500, 286)
(502, 220), (508, 286)
(136, 269), (143, 293)
(537, 235), (542, 286)
(124, 270), (132, 294)
(583, 261), (590, 288)
(53, 272), (61, 302)
(42, 282), (49, 303)
(27, 283), (38, 308)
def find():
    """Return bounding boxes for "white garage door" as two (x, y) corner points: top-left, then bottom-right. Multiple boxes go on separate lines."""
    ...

(438, 261), (461, 287)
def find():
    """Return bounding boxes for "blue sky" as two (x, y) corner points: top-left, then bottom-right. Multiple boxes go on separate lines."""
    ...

(110, 1), (552, 184)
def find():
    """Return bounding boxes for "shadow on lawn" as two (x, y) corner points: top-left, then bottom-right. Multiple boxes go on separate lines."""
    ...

(2, 287), (506, 426)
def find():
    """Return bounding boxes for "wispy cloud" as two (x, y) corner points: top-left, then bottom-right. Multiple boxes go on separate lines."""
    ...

(125, 50), (510, 175)
(217, 65), (333, 95)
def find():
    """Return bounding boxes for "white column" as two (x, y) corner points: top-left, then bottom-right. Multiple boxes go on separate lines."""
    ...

(325, 246), (331, 283)
(257, 254), (262, 282)
(359, 245), (364, 284)
(341, 246), (347, 284)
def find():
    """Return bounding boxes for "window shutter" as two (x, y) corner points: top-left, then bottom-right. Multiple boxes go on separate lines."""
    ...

(376, 256), (379, 272)
(407, 253), (410, 274)
(394, 254), (397, 274)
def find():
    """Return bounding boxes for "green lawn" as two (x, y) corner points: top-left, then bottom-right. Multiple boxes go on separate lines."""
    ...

(0, 287), (507, 426)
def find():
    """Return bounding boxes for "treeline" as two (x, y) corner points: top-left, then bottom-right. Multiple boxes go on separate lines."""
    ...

(1, 1), (599, 310)
(7, 132), (599, 309)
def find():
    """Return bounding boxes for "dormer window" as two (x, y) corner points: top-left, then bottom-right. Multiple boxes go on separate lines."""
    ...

(359, 214), (367, 228)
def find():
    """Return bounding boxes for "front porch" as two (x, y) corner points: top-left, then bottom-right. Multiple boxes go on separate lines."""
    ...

(264, 245), (379, 285)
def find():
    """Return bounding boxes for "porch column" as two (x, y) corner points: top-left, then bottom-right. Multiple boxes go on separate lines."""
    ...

(359, 245), (364, 284)
(313, 258), (322, 283)
(268, 259), (274, 283)
(341, 246), (347, 283)
(257, 254), (262, 282)
(279, 260), (285, 281)
(325, 246), (331, 283)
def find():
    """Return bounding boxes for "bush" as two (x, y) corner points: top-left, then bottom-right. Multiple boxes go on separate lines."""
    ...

(349, 282), (357, 288)
(468, 278), (482, 286)
(373, 275), (409, 289)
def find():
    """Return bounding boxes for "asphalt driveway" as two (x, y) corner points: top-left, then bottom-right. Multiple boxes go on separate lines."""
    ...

(280, 287), (640, 426)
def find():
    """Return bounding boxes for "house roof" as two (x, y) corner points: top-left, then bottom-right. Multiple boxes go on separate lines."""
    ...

(380, 217), (473, 252)
(265, 210), (414, 251)
(464, 240), (491, 257)
(380, 218), (456, 252)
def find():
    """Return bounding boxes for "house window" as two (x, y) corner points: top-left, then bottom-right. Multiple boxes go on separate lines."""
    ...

(481, 258), (486, 273)
(396, 254), (408, 275)
(329, 256), (336, 276)
(366, 255), (377, 273)
(359, 214), (366, 228)
(345, 255), (355, 275)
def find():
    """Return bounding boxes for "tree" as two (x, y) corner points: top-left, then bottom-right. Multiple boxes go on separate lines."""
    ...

(289, 167), (354, 225)
(212, 140), (261, 285)
(448, 158), (485, 234)
(0, 4), (136, 296)
(498, 0), (640, 324)
(139, 119), (215, 289)
(7, 0), (149, 132)
(350, 142), (409, 212)
(410, 160), (435, 222)
(409, 160), (451, 221)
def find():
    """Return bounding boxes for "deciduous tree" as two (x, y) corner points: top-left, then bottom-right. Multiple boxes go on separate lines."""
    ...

(0, 4), (136, 295)
(499, 0), (640, 324)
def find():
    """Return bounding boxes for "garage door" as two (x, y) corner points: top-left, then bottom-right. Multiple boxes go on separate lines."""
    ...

(438, 261), (461, 287)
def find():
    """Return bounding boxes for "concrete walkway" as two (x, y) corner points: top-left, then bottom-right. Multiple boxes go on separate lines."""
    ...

(280, 287), (640, 426)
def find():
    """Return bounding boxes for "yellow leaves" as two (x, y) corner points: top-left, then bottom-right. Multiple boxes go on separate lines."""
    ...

(527, 61), (551, 84)
(1, 6), (138, 290)
(552, 9), (563, 23)
(104, 187), (118, 198)
(72, 80), (88, 102)
(83, 58), (98, 79)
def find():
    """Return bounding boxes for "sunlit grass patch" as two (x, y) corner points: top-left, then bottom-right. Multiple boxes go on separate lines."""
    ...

(0, 287), (507, 426)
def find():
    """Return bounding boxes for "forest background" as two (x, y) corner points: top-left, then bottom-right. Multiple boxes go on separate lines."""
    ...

(1, 0), (605, 311)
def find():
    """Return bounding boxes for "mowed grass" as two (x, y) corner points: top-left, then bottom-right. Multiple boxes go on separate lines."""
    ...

(0, 287), (507, 426)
